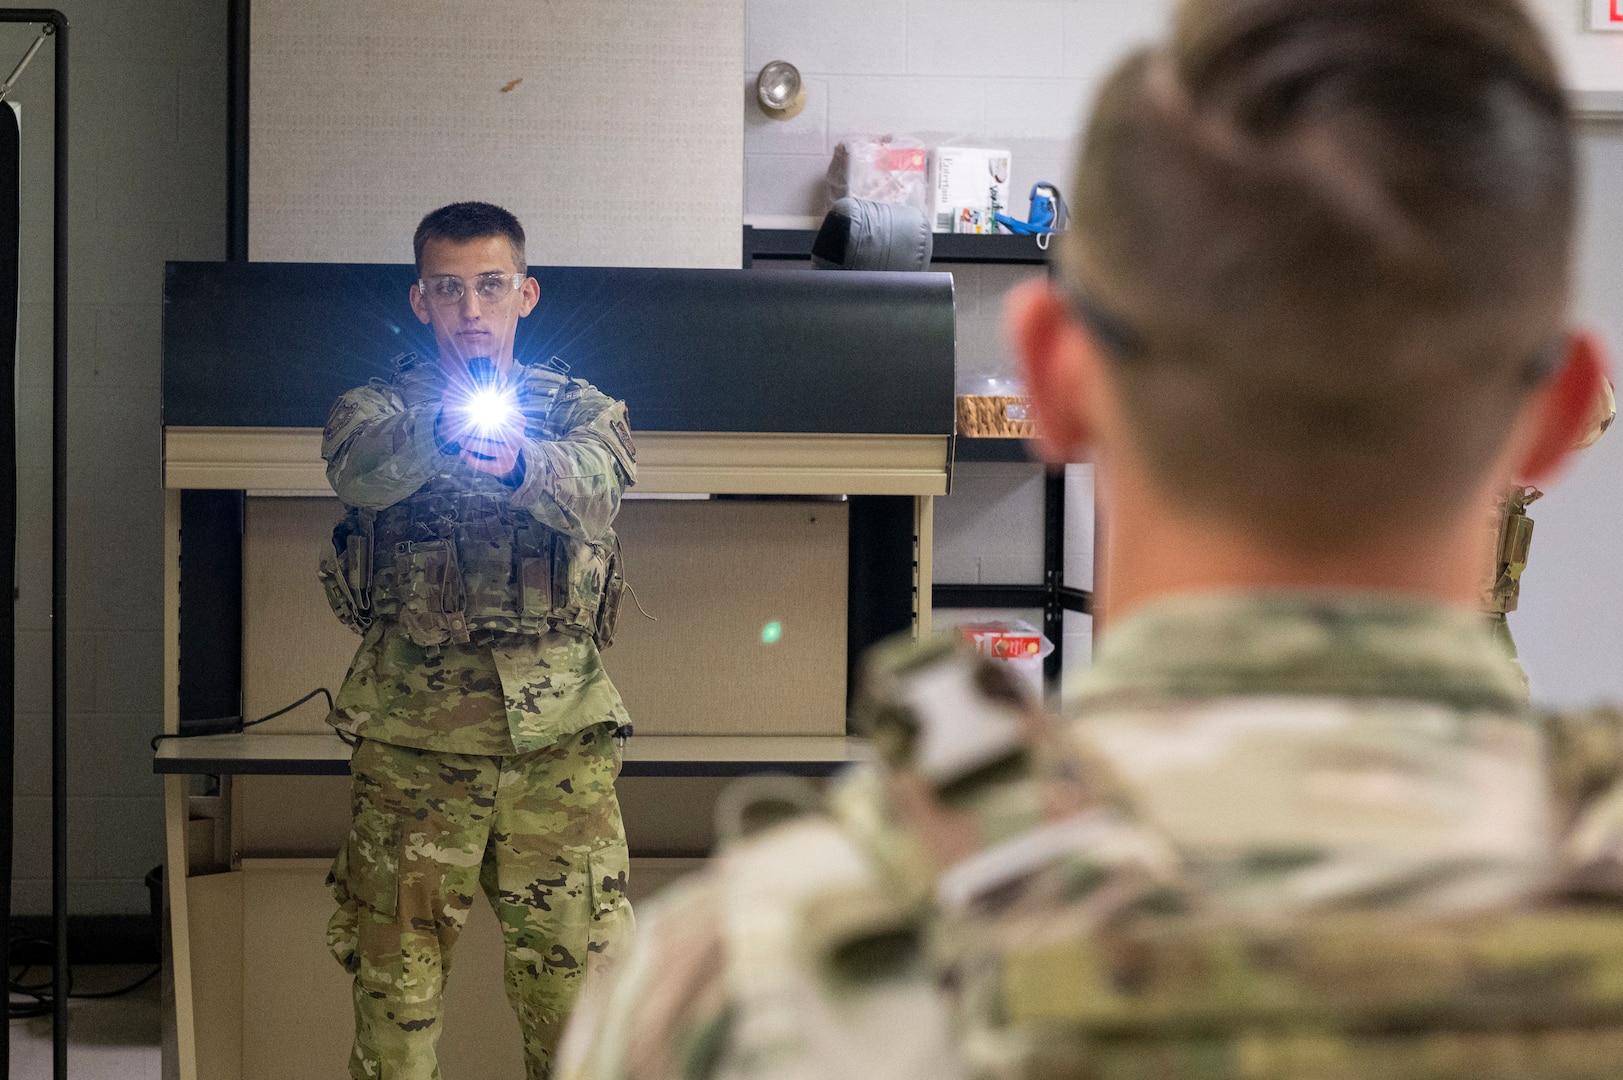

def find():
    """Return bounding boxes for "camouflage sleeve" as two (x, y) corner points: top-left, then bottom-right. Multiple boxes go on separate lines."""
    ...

(1544, 705), (1623, 896)
(511, 381), (637, 541)
(557, 872), (733, 1080)
(321, 383), (447, 510)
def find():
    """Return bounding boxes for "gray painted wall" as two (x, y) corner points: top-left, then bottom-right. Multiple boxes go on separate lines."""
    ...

(5, 0), (226, 916)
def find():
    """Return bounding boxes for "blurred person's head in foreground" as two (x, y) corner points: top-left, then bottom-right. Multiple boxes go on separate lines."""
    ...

(1009, 0), (1607, 624)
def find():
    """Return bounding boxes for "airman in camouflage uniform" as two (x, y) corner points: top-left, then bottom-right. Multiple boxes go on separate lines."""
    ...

(322, 202), (636, 1079)
(558, 1), (1623, 1077)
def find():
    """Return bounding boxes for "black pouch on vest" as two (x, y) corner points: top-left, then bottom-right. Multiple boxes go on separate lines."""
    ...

(319, 514), (374, 634)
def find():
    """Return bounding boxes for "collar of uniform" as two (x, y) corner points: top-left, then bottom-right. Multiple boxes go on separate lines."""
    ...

(1069, 591), (1529, 716)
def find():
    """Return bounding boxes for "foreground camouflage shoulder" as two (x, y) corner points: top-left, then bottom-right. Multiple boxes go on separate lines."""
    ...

(561, 636), (1046, 1080)
(938, 596), (1623, 1079)
(1545, 704), (1623, 896)
(558, 800), (956, 1080)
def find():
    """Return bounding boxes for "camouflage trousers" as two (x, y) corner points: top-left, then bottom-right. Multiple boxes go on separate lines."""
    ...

(327, 724), (634, 1080)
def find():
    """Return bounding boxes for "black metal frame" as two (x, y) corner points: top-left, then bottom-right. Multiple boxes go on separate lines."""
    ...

(0, 12), (69, 1079)
(742, 226), (1092, 687)
(931, 471), (1091, 685)
(226, 0), (248, 262)
(742, 225), (1049, 268)
(0, 102), (16, 1076)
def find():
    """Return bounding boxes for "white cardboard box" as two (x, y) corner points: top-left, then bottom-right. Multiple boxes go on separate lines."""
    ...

(929, 146), (1012, 233)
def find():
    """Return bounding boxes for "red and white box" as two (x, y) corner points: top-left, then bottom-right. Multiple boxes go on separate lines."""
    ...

(954, 619), (1051, 697)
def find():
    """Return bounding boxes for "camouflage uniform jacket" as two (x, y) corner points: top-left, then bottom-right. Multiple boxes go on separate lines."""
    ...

(560, 593), (1623, 1080)
(322, 354), (637, 755)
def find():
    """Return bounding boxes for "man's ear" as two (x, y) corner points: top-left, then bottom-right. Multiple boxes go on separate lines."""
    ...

(517, 276), (540, 319)
(1005, 279), (1100, 465)
(1517, 331), (1611, 486)
(409, 283), (431, 326)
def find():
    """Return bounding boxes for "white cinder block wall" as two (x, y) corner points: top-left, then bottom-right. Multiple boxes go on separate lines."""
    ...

(744, 0), (1171, 226)
(6, 0), (226, 917)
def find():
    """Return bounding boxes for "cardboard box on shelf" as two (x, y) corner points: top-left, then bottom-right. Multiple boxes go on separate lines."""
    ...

(929, 146), (1012, 233)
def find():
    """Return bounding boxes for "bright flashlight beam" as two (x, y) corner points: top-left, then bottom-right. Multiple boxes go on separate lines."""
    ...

(461, 386), (521, 438)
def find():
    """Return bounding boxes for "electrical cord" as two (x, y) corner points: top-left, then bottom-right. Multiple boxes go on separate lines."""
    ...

(20, 686), (342, 1020)
(149, 687), (337, 752)
(8, 932), (160, 1020)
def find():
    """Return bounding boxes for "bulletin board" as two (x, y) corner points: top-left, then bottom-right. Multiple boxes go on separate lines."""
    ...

(249, 0), (743, 268)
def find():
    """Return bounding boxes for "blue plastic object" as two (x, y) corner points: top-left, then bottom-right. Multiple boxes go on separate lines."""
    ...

(995, 183), (1065, 235)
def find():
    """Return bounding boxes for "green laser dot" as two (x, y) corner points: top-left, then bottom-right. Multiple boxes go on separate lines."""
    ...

(761, 621), (783, 645)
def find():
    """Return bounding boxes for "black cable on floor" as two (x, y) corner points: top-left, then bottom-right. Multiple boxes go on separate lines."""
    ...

(64, 965), (159, 1000)
(9, 952), (162, 1020)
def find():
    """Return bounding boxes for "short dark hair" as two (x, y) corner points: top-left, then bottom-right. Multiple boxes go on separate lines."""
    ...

(413, 202), (527, 274)
(1060, 0), (1575, 550)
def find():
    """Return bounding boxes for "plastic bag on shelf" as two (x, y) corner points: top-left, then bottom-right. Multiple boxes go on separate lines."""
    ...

(827, 135), (929, 215)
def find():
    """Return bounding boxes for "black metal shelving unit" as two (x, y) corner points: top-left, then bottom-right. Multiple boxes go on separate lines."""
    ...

(742, 226), (1091, 684)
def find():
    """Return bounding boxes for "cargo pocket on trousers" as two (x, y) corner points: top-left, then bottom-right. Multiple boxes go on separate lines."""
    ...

(328, 804), (401, 976)
(343, 804), (402, 921)
(586, 842), (633, 971)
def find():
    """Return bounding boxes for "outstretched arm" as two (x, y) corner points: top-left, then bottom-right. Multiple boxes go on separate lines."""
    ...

(321, 385), (447, 510)
(491, 383), (636, 540)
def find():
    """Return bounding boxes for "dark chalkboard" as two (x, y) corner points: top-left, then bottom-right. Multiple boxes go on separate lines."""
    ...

(163, 262), (956, 435)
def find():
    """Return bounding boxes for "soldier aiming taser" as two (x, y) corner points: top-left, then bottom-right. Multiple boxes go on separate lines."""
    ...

(318, 354), (629, 651)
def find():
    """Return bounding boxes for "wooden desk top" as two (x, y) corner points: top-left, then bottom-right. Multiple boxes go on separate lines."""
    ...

(154, 733), (869, 778)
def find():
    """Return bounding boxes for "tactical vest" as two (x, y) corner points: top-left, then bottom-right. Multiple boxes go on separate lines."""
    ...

(319, 361), (626, 650)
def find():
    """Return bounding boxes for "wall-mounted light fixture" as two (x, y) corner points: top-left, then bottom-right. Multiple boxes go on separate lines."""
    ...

(756, 60), (806, 120)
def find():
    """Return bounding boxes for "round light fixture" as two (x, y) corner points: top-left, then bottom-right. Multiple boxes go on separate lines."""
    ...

(756, 60), (806, 120)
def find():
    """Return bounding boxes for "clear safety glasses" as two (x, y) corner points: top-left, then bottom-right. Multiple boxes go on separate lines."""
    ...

(418, 272), (525, 309)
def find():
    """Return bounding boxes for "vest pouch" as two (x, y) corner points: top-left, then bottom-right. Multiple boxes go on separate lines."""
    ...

(515, 524), (554, 630)
(319, 517), (373, 634)
(550, 535), (608, 639)
(393, 538), (470, 647)
(457, 513), (520, 625)
(595, 536), (625, 649)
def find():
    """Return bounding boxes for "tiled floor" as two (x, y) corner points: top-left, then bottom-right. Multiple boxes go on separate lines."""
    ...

(8, 965), (161, 1079)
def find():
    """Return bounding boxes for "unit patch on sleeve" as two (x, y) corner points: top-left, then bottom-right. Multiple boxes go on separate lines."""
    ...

(609, 417), (637, 460)
(324, 396), (362, 444)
